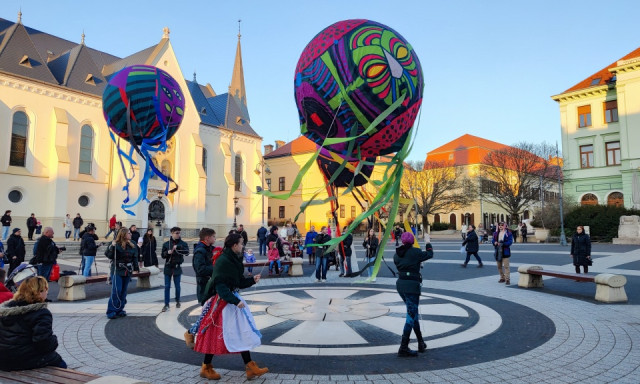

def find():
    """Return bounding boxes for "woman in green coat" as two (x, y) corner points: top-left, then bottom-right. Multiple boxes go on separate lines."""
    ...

(393, 231), (433, 357)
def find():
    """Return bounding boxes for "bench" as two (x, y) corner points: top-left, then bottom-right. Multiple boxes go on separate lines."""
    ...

(0, 366), (149, 384)
(57, 266), (161, 301)
(244, 257), (303, 276)
(517, 264), (628, 303)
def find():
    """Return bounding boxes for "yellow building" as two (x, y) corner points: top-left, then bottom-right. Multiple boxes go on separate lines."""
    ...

(0, 15), (265, 236)
(263, 136), (386, 233)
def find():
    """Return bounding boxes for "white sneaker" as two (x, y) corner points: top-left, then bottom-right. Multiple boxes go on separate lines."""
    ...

(371, 278), (377, 282)
(315, 279), (321, 283)
(321, 279), (326, 283)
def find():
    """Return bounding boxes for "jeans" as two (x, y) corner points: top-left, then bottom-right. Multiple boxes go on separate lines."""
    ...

(164, 274), (181, 305)
(105, 228), (115, 239)
(269, 260), (281, 274)
(464, 252), (483, 265)
(73, 228), (81, 240)
(107, 273), (130, 318)
(398, 292), (421, 337)
(1, 226), (9, 241)
(65, 230), (71, 239)
(38, 263), (53, 281)
(368, 257), (376, 279)
(345, 256), (352, 275)
(82, 256), (95, 277)
(339, 255), (345, 275)
(315, 256), (327, 280)
(259, 239), (267, 256)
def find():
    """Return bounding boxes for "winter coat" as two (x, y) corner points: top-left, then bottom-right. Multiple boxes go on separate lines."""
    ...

(203, 247), (256, 305)
(0, 300), (64, 371)
(394, 243), (434, 295)
(80, 232), (98, 256)
(571, 232), (591, 266)
(266, 232), (284, 256)
(105, 242), (139, 277)
(492, 230), (513, 259)
(161, 238), (188, 276)
(341, 234), (353, 257)
(363, 235), (379, 259)
(72, 217), (84, 229)
(130, 230), (141, 245)
(6, 234), (26, 264)
(26, 217), (37, 229)
(0, 215), (11, 227)
(462, 230), (479, 253)
(314, 233), (331, 259)
(141, 236), (158, 267)
(304, 230), (317, 254)
(35, 236), (58, 265)
(0, 284), (12, 304)
(238, 230), (248, 246)
(268, 242), (281, 261)
(257, 227), (268, 241)
(193, 241), (214, 304)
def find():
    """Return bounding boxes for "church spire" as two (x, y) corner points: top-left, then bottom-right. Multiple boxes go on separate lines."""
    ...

(230, 19), (250, 123)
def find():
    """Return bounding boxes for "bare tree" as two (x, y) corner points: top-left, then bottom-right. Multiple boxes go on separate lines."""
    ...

(400, 160), (475, 229)
(481, 141), (560, 223)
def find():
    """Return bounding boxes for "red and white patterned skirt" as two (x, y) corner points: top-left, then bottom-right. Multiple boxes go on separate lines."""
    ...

(194, 295), (237, 355)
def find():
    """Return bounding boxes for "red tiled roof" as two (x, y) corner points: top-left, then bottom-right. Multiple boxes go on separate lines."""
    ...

(562, 46), (640, 94)
(425, 134), (508, 166)
(264, 136), (317, 159)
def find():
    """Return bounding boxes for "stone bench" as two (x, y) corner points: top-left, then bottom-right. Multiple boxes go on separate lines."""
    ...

(0, 366), (150, 384)
(517, 264), (628, 303)
(57, 267), (159, 301)
(244, 257), (303, 276)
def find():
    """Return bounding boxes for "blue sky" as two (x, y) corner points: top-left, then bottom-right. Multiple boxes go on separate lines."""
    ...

(3, 0), (640, 161)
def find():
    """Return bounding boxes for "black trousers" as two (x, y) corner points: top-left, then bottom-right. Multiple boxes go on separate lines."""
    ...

(28, 227), (36, 240)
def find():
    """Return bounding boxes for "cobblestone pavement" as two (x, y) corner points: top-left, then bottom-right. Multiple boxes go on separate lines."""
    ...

(47, 240), (640, 383)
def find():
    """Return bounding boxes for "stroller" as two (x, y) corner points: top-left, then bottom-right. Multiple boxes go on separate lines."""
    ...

(5, 262), (38, 293)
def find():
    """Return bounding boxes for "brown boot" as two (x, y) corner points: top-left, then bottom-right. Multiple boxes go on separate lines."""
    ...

(184, 331), (195, 349)
(200, 363), (221, 380)
(245, 361), (268, 379)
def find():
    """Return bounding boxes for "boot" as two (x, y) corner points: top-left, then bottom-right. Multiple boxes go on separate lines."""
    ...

(414, 328), (427, 353)
(246, 361), (268, 379)
(398, 336), (418, 357)
(200, 363), (221, 380)
(184, 331), (195, 349)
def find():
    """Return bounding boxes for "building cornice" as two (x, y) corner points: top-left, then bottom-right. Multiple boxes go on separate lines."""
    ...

(0, 72), (102, 107)
(612, 57), (640, 74)
(551, 84), (610, 103)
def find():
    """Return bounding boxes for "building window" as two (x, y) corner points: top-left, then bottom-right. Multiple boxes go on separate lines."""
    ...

(434, 214), (440, 223)
(351, 206), (356, 218)
(580, 145), (594, 168)
(268, 206), (271, 218)
(8, 190), (23, 203)
(581, 193), (598, 206)
(279, 177), (285, 191)
(265, 178), (271, 191)
(78, 195), (90, 207)
(340, 205), (345, 218)
(578, 105), (592, 128)
(234, 155), (242, 192)
(604, 100), (618, 123)
(79, 125), (93, 175)
(606, 141), (620, 166)
(279, 206), (285, 218)
(10, 111), (28, 167)
(607, 192), (623, 207)
(202, 148), (208, 174)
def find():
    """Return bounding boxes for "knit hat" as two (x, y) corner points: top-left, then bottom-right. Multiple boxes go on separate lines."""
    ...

(401, 231), (414, 245)
(12, 227), (20, 234)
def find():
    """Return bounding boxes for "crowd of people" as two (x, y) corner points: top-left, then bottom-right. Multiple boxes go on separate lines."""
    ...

(0, 211), (593, 376)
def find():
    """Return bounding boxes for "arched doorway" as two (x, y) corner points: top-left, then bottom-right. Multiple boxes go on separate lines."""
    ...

(581, 193), (598, 206)
(607, 192), (623, 207)
(523, 210), (530, 220)
(449, 213), (456, 228)
(434, 214), (440, 224)
(148, 200), (165, 236)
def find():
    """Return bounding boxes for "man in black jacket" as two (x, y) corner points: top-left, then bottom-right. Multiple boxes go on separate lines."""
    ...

(72, 214), (84, 241)
(6, 228), (26, 275)
(314, 226), (331, 282)
(237, 224), (248, 246)
(256, 225), (268, 256)
(35, 227), (61, 281)
(340, 226), (353, 277)
(1, 210), (12, 241)
(80, 225), (99, 277)
(461, 225), (483, 268)
(161, 227), (189, 312)
(26, 214), (37, 241)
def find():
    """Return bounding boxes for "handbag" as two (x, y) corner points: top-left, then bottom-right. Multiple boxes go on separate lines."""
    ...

(50, 263), (60, 282)
(460, 245), (466, 255)
(587, 257), (593, 266)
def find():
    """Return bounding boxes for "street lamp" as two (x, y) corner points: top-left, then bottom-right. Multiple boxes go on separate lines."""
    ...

(556, 142), (567, 246)
(233, 197), (239, 229)
(255, 160), (271, 226)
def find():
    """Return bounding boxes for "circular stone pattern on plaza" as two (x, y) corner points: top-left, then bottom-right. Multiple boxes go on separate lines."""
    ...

(106, 285), (555, 374)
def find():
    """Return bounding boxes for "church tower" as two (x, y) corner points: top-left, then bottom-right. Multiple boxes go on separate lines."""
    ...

(229, 19), (250, 123)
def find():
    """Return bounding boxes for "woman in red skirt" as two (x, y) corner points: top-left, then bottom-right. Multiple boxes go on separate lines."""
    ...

(194, 232), (268, 380)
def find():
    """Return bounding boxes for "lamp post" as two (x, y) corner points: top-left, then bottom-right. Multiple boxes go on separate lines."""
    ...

(233, 197), (239, 229)
(255, 160), (271, 226)
(557, 142), (567, 246)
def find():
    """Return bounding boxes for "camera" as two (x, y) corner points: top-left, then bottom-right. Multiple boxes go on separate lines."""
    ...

(57, 246), (67, 252)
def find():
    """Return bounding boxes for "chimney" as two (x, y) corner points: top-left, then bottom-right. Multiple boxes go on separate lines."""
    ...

(275, 140), (285, 149)
(264, 144), (274, 155)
